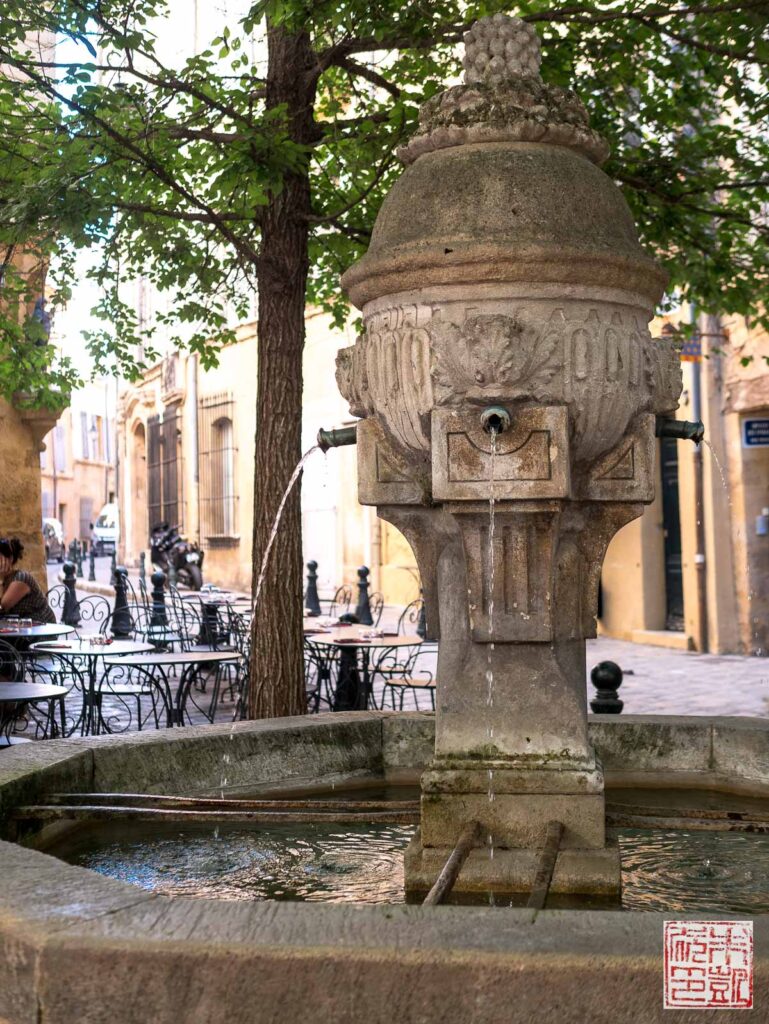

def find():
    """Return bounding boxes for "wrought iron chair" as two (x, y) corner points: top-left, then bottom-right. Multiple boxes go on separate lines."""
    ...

(321, 584), (353, 619)
(304, 639), (337, 713)
(369, 591), (385, 627)
(46, 585), (68, 622)
(22, 651), (85, 738)
(99, 659), (173, 732)
(73, 595), (112, 636)
(369, 641), (436, 711)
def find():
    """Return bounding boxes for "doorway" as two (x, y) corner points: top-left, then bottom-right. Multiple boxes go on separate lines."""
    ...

(660, 436), (684, 630)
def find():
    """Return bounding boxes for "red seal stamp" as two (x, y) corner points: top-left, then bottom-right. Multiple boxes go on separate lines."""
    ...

(664, 921), (753, 1010)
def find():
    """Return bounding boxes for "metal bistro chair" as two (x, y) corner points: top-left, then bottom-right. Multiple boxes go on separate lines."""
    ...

(22, 650), (84, 739)
(321, 584), (353, 620)
(98, 658), (173, 732)
(370, 640), (435, 712)
(304, 639), (338, 714)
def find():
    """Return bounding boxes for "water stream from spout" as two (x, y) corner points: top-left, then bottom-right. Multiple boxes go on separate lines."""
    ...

(486, 430), (498, 902)
(252, 445), (321, 613)
(701, 440), (732, 509)
(219, 444), (321, 799)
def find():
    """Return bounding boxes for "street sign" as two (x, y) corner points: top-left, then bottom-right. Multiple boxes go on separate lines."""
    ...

(743, 419), (769, 448)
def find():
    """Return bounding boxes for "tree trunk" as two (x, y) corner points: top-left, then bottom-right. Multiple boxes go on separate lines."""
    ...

(248, 25), (316, 719)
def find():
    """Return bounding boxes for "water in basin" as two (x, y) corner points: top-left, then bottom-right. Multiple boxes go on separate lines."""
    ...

(45, 784), (769, 912)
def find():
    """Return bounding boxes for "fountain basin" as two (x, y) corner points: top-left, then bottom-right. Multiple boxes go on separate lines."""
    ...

(2, 712), (769, 1023)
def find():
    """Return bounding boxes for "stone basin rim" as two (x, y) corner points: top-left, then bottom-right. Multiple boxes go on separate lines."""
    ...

(2, 712), (769, 1024)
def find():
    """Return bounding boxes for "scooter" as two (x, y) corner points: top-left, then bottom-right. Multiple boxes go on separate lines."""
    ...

(150, 522), (205, 590)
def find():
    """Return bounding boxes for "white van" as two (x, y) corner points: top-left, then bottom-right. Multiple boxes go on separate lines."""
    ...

(92, 502), (119, 555)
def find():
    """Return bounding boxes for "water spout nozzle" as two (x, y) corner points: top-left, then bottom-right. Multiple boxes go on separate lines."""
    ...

(480, 406), (511, 435)
(317, 424), (358, 452)
(655, 416), (705, 445)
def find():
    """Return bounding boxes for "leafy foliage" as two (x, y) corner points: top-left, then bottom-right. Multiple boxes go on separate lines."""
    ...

(0, 0), (767, 401)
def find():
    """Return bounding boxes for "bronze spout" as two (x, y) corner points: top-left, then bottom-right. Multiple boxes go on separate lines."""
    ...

(317, 425), (358, 452)
(655, 417), (705, 444)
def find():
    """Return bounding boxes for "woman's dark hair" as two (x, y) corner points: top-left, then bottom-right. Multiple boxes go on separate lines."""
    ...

(0, 538), (24, 563)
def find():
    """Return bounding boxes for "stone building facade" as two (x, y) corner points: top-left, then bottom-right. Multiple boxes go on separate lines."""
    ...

(116, 312), (420, 605)
(39, 380), (116, 550)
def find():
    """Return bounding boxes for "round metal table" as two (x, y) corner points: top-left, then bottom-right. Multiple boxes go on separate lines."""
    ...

(0, 623), (74, 641)
(305, 627), (423, 711)
(0, 682), (69, 746)
(29, 639), (156, 736)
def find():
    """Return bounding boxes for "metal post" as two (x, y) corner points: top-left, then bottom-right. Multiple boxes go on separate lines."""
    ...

(150, 569), (168, 627)
(589, 661), (623, 714)
(111, 567), (132, 638)
(354, 565), (373, 625)
(75, 540), (84, 578)
(61, 562), (81, 627)
(417, 587), (427, 639)
(88, 543), (96, 583)
(305, 560), (321, 616)
(110, 551), (117, 587)
(139, 551), (146, 586)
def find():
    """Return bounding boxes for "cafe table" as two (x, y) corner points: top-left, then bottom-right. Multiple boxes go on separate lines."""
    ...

(0, 622), (74, 646)
(304, 625), (423, 711)
(0, 682), (69, 746)
(103, 650), (243, 727)
(29, 638), (156, 736)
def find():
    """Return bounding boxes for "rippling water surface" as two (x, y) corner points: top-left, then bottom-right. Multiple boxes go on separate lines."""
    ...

(55, 806), (769, 911)
(617, 828), (769, 914)
(65, 822), (415, 904)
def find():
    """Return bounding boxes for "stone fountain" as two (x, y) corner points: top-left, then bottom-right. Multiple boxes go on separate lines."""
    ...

(336, 13), (682, 896)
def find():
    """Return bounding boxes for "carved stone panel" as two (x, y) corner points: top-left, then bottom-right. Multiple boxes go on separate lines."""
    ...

(357, 419), (428, 506)
(451, 504), (559, 642)
(432, 406), (570, 501)
(579, 413), (656, 503)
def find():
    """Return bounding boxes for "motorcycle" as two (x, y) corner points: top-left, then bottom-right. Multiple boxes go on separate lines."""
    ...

(150, 522), (205, 590)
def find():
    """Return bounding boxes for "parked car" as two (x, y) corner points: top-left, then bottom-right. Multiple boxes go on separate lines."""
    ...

(92, 502), (119, 555)
(42, 518), (65, 562)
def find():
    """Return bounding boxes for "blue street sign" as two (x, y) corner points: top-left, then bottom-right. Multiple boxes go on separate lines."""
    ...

(743, 419), (769, 448)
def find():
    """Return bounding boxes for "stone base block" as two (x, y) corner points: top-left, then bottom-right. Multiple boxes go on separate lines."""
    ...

(420, 760), (606, 848)
(404, 833), (622, 897)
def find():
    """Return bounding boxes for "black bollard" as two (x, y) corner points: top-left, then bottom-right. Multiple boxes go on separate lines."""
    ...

(150, 569), (168, 627)
(417, 588), (427, 640)
(61, 561), (81, 627)
(111, 567), (133, 638)
(589, 661), (624, 714)
(67, 539), (77, 563)
(139, 551), (146, 586)
(305, 560), (321, 616)
(75, 540), (84, 578)
(354, 566), (373, 626)
(88, 543), (96, 582)
(110, 550), (117, 586)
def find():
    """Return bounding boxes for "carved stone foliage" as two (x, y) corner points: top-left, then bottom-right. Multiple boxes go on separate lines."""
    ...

(430, 312), (562, 406)
(336, 302), (681, 463)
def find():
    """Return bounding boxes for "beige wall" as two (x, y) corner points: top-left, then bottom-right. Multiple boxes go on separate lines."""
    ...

(40, 398), (115, 549)
(599, 311), (768, 654)
(1, 398), (53, 588)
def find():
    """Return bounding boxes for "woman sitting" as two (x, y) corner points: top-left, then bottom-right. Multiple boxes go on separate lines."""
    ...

(0, 538), (56, 624)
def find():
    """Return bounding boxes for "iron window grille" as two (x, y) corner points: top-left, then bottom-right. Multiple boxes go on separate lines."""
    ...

(147, 407), (183, 534)
(198, 392), (239, 545)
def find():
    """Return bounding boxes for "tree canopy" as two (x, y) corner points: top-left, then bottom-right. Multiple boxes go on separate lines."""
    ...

(1, 0), (768, 404)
